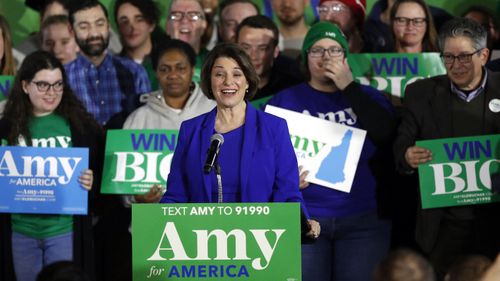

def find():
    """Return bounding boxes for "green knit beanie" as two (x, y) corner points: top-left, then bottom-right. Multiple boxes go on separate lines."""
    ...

(301, 21), (349, 64)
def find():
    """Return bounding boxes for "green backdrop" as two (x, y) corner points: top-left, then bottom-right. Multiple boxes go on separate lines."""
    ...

(1, 0), (499, 47)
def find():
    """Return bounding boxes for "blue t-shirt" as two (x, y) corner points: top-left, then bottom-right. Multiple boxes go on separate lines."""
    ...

(267, 82), (390, 218)
(211, 126), (244, 202)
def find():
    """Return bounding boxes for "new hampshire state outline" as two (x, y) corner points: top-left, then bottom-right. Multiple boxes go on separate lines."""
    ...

(315, 130), (352, 184)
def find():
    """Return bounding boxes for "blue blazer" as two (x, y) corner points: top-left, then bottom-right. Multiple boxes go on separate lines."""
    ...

(160, 103), (304, 205)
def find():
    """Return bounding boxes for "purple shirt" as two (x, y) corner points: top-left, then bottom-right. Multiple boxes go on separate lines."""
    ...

(268, 83), (392, 217)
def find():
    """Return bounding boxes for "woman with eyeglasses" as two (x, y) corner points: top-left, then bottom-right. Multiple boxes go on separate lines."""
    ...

(165, 0), (209, 83)
(0, 51), (103, 281)
(390, 0), (438, 53)
(267, 22), (397, 281)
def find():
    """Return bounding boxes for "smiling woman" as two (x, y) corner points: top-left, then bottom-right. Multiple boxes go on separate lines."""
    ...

(159, 43), (319, 239)
(390, 0), (438, 53)
(0, 51), (103, 281)
(22, 69), (64, 116)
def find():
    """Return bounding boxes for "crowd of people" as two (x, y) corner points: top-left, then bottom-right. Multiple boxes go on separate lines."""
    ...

(1, 0), (500, 281)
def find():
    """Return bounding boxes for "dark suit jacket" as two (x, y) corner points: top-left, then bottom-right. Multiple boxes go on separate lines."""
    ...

(393, 70), (500, 252)
(160, 103), (305, 207)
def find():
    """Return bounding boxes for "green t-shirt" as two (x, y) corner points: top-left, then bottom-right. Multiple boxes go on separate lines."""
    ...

(11, 113), (74, 239)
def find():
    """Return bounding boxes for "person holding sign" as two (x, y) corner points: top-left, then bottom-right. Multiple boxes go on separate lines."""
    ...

(123, 39), (216, 203)
(393, 18), (500, 280)
(267, 22), (397, 281)
(0, 51), (103, 281)
(160, 43), (319, 238)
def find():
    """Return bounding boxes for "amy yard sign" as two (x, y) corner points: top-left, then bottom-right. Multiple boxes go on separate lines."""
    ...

(132, 203), (302, 281)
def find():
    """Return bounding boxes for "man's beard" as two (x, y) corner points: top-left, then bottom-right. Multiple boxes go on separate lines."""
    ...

(278, 10), (302, 26)
(76, 35), (110, 57)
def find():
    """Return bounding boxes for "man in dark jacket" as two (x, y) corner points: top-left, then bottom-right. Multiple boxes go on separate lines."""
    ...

(394, 18), (500, 280)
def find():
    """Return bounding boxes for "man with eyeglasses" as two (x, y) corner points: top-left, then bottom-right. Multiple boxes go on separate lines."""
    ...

(268, 21), (396, 281)
(316, 0), (366, 53)
(65, 0), (151, 127)
(236, 15), (303, 101)
(165, 0), (209, 82)
(394, 18), (500, 280)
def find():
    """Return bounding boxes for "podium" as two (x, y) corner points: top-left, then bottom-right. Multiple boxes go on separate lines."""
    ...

(132, 203), (302, 281)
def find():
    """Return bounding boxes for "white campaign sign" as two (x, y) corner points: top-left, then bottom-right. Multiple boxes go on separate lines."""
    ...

(265, 105), (366, 193)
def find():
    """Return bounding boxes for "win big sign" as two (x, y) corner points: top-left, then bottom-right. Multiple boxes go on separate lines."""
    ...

(101, 129), (178, 194)
(417, 135), (500, 209)
(132, 203), (301, 281)
(349, 53), (446, 98)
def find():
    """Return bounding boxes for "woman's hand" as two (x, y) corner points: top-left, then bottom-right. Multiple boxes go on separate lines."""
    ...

(299, 166), (310, 190)
(79, 169), (93, 190)
(323, 57), (354, 90)
(134, 184), (163, 203)
(305, 219), (321, 239)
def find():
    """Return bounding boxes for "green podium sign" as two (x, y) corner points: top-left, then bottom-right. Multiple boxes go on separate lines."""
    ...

(132, 203), (302, 281)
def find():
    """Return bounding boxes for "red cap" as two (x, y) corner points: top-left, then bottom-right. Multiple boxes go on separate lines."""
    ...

(318, 0), (367, 28)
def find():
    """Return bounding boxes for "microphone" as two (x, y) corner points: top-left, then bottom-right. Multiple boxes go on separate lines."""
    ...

(204, 133), (224, 174)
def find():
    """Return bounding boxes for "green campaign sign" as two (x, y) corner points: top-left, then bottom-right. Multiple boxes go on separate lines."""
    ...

(101, 129), (178, 194)
(349, 53), (446, 98)
(132, 203), (302, 281)
(416, 135), (500, 209)
(0, 75), (15, 101)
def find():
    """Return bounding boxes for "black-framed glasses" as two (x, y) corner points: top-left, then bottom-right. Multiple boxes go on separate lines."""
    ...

(308, 46), (344, 58)
(316, 3), (348, 14)
(394, 17), (427, 27)
(30, 80), (64, 92)
(168, 11), (204, 22)
(441, 49), (482, 65)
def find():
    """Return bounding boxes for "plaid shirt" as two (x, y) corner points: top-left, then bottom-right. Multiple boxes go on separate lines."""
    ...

(65, 53), (151, 125)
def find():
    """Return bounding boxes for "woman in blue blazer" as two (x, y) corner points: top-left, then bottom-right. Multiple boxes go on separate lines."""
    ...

(160, 44), (318, 237)
(161, 43), (304, 205)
